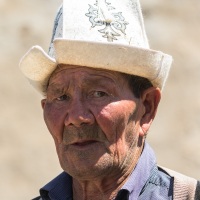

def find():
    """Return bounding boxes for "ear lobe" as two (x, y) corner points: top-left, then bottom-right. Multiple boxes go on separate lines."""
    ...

(140, 87), (161, 135)
(41, 99), (47, 109)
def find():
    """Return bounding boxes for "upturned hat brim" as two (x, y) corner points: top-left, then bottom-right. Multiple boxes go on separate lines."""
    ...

(19, 38), (172, 95)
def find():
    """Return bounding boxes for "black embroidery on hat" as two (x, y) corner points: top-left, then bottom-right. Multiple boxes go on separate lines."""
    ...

(86, 0), (128, 42)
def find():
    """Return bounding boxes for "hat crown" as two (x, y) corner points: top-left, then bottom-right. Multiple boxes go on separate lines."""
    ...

(49, 0), (149, 57)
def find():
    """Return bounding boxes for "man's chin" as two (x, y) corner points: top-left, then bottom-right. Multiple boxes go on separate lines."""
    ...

(59, 149), (115, 180)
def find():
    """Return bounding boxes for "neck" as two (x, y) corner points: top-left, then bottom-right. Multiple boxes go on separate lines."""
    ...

(73, 171), (131, 200)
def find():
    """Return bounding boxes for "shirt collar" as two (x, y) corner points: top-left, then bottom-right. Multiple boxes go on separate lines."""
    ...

(40, 142), (156, 200)
(40, 172), (72, 200)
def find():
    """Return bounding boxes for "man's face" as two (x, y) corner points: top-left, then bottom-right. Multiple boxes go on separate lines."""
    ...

(42, 65), (145, 180)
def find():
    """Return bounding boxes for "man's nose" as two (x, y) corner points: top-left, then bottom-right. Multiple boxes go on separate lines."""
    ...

(64, 97), (95, 127)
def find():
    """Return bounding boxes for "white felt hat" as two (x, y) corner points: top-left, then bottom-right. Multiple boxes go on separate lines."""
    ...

(19, 0), (172, 96)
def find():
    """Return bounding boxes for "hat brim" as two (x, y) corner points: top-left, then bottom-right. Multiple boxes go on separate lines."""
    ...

(19, 38), (172, 95)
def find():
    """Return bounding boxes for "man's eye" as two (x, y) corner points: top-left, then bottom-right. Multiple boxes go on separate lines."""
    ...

(56, 95), (69, 101)
(93, 91), (107, 98)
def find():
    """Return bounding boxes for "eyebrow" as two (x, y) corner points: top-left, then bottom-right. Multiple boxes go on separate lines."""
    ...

(82, 75), (116, 87)
(47, 83), (65, 96)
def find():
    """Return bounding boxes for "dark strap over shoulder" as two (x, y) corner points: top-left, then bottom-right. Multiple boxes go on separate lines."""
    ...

(195, 181), (200, 200)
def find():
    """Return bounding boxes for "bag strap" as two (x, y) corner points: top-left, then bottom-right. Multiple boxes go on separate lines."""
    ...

(195, 181), (200, 199)
(159, 166), (197, 200)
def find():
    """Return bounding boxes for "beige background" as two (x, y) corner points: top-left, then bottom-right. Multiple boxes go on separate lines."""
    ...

(0, 0), (200, 199)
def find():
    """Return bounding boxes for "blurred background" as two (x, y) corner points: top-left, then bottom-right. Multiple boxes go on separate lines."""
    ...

(0, 0), (200, 199)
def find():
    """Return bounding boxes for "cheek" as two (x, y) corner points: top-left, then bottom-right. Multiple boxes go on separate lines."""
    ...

(94, 101), (137, 144)
(43, 103), (66, 143)
(94, 101), (139, 165)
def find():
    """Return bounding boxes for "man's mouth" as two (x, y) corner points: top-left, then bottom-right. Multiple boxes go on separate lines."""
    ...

(73, 140), (98, 146)
(71, 140), (98, 147)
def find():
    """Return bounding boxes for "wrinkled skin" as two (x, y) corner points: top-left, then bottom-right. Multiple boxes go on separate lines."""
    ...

(41, 64), (161, 200)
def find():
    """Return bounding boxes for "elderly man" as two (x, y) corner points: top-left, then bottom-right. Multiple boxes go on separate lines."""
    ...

(20, 0), (200, 199)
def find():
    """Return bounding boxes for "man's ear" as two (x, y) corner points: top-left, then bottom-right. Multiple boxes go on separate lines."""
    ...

(139, 87), (161, 135)
(41, 99), (46, 109)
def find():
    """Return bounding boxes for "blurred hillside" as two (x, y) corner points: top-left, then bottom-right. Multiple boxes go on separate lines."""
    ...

(0, 0), (199, 199)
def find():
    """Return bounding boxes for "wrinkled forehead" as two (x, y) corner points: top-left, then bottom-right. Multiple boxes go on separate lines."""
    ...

(48, 64), (128, 84)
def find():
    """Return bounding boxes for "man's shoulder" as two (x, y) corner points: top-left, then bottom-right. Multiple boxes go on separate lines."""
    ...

(139, 165), (200, 200)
